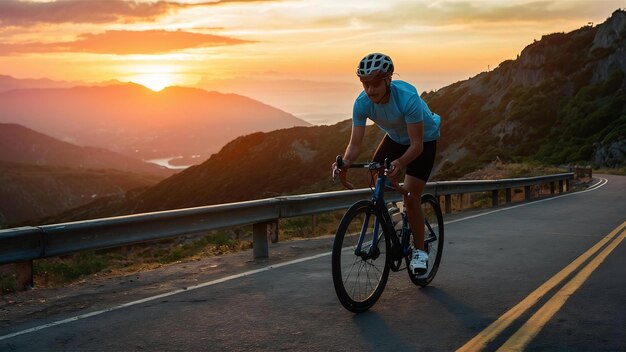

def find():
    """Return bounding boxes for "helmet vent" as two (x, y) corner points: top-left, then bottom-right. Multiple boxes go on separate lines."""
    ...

(356, 53), (394, 79)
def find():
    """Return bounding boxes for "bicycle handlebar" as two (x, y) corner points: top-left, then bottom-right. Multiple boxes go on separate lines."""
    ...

(335, 155), (390, 170)
(333, 155), (410, 196)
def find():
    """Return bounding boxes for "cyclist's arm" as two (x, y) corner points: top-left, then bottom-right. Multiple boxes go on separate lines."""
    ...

(389, 122), (424, 177)
(342, 125), (366, 167)
(332, 125), (365, 189)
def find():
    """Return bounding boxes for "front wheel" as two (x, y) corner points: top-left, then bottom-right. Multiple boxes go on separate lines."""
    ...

(407, 194), (444, 286)
(332, 200), (391, 313)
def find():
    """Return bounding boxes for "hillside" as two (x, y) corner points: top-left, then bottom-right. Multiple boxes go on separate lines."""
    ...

(34, 121), (386, 223)
(0, 123), (172, 177)
(0, 83), (310, 161)
(0, 161), (160, 226)
(0, 124), (175, 226)
(426, 9), (626, 178)
(28, 10), (626, 225)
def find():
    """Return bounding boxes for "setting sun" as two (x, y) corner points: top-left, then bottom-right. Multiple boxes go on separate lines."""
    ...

(126, 64), (182, 91)
(131, 73), (175, 91)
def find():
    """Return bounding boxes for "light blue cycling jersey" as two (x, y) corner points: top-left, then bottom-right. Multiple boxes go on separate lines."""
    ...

(352, 80), (441, 145)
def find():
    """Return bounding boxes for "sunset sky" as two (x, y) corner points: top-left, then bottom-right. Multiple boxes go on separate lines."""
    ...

(0, 0), (622, 124)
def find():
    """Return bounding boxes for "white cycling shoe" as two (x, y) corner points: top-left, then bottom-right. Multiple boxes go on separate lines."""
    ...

(409, 248), (428, 274)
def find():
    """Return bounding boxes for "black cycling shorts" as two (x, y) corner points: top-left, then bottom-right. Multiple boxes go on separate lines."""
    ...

(372, 135), (437, 182)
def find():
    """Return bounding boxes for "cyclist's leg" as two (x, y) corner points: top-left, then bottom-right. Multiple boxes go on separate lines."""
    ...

(404, 140), (437, 250)
(403, 176), (426, 249)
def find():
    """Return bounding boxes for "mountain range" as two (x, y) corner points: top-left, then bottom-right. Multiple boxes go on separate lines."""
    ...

(0, 82), (308, 226)
(0, 83), (310, 162)
(4, 10), (625, 227)
(0, 74), (86, 93)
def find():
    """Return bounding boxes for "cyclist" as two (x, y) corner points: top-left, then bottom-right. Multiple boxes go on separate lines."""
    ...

(333, 52), (441, 274)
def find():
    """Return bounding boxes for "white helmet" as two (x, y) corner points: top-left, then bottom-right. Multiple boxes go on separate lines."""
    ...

(356, 53), (394, 81)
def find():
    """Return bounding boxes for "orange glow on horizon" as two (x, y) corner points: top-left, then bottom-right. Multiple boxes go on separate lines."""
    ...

(124, 63), (183, 91)
(130, 73), (175, 91)
(0, 0), (621, 124)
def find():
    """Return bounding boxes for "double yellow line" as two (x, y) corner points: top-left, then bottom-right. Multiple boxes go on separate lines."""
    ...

(458, 221), (626, 352)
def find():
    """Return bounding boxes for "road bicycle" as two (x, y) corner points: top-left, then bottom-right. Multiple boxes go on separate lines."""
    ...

(331, 156), (444, 313)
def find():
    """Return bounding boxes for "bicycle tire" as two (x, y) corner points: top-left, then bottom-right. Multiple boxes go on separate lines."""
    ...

(407, 194), (444, 286)
(332, 200), (391, 313)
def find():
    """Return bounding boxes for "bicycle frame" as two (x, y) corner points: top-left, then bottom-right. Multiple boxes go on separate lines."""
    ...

(351, 164), (438, 261)
(352, 165), (402, 260)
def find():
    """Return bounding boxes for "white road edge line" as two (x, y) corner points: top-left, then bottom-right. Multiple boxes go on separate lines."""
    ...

(0, 177), (608, 341)
(0, 252), (331, 341)
(445, 177), (607, 225)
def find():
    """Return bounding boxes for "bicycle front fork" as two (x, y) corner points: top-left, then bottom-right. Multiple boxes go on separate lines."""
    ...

(354, 212), (383, 260)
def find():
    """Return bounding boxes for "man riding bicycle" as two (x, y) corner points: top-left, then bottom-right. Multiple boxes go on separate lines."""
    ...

(332, 52), (441, 274)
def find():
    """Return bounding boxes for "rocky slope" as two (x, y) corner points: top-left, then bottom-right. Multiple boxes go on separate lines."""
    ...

(425, 9), (625, 178)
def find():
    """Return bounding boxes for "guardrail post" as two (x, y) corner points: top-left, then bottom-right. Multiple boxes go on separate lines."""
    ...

(445, 194), (452, 214)
(492, 190), (499, 207)
(550, 182), (556, 194)
(253, 220), (277, 258)
(505, 188), (512, 203)
(524, 185), (532, 200)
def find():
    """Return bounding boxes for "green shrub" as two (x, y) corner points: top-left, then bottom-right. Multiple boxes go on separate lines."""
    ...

(34, 253), (109, 283)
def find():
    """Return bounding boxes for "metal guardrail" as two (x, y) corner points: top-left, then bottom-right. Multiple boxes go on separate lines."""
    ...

(0, 172), (573, 290)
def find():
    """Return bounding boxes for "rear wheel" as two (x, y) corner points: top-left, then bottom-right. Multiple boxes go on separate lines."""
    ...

(407, 194), (444, 286)
(332, 200), (391, 313)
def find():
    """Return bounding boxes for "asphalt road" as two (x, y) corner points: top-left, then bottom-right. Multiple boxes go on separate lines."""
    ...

(1, 174), (624, 351)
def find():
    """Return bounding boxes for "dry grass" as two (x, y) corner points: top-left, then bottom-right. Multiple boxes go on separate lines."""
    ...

(32, 231), (252, 289)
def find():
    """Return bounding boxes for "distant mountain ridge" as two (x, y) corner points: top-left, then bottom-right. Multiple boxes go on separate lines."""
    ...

(0, 74), (83, 92)
(22, 9), (626, 226)
(0, 123), (172, 177)
(0, 83), (310, 161)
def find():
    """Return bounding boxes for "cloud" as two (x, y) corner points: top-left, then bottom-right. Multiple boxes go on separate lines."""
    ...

(314, 0), (619, 29)
(0, 0), (175, 26)
(0, 0), (281, 26)
(0, 30), (254, 55)
(425, 1), (575, 23)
